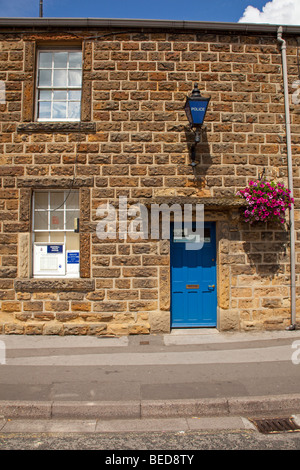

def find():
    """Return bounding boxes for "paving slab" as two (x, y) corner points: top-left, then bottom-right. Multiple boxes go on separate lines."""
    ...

(95, 417), (189, 433)
(1, 418), (98, 433)
(0, 416), (255, 434)
(186, 416), (250, 431)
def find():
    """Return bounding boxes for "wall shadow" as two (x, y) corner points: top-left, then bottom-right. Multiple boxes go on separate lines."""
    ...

(239, 221), (290, 279)
(183, 126), (213, 182)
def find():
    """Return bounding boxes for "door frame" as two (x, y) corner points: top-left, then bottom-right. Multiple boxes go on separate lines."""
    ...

(170, 221), (217, 328)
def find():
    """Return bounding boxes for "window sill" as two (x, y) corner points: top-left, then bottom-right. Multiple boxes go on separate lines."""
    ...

(17, 122), (96, 134)
(14, 278), (95, 292)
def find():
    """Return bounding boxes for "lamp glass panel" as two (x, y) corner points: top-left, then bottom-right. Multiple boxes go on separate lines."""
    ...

(189, 99), (209, 125)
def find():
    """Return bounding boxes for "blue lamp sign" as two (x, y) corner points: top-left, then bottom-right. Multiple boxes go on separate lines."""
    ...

(184, 84), (210, 166)
(187, 100), (210, 125)
(184, 84), (210, 128)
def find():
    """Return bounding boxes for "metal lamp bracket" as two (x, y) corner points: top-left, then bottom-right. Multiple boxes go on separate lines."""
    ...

(190, 126), (202, 167)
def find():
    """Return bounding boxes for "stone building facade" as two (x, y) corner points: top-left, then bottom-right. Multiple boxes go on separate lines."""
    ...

(0, 18), (299, 335)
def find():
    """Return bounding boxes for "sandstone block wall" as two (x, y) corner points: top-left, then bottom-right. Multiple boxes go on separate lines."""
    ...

(0, 24), (299, 334)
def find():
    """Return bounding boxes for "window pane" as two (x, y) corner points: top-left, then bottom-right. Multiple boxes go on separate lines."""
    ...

(39, 69), (52, 86)
(66, 210), (80, 230)
(50, 232), (64, 243)
(69, 90), (81, 100)
(50, 192), (64, 210)
(66, 191), (79, 209)
(50, 210), (64, 230)
(34, 211), (48, 231)
(68, 70), (82, 86)
(39, 52), (52, 68)
(53, 69), (67, 87)
(68, 101), (80, 119)
(204, 228), (211, 242)
(66, 232), (80, 250)
(35, 192), (48, 210)
(35, 232), (49, 242)
(69, 52), (82, 69)
(53, 101), (67, 119)
(53, 52), (68, 68)
(39, 90), (52, 101)
(53, 90), (67, 101)
(38, 102), (51, 119)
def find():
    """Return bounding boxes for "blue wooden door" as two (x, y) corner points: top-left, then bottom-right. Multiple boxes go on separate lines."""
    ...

(170, 222), (217, 327)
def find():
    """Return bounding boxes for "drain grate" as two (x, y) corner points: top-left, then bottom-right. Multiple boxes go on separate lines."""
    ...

(250, 417), (300, 434)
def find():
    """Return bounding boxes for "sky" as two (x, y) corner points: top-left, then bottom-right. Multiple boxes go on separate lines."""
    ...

(0, 0), (299, 25)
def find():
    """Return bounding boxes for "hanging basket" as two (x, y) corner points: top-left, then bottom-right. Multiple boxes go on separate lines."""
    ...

(236, 179), (294, 225)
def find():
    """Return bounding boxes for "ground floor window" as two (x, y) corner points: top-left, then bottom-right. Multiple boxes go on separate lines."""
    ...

(32, 190), (80, 278)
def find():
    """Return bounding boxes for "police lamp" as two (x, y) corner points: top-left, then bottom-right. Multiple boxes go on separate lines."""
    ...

(184, 83), (210, 166)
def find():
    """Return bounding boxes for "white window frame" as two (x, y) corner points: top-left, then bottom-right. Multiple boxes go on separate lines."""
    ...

(36, 48), (83, 122)
(32, 190), (80, 278)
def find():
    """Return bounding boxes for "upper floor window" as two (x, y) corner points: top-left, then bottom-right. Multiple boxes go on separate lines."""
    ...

(36, 49), (82, 122)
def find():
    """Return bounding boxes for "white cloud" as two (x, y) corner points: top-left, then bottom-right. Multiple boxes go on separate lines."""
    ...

(239, 0), (300, 25)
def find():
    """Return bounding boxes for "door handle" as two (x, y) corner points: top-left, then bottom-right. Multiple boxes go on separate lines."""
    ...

(208, 285), (215, 289)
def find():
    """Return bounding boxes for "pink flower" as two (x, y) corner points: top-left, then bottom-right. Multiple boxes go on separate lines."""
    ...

(237, 178), (293, 224)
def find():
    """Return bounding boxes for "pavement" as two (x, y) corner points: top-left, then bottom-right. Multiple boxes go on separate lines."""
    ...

(0, 328), (300, 433)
